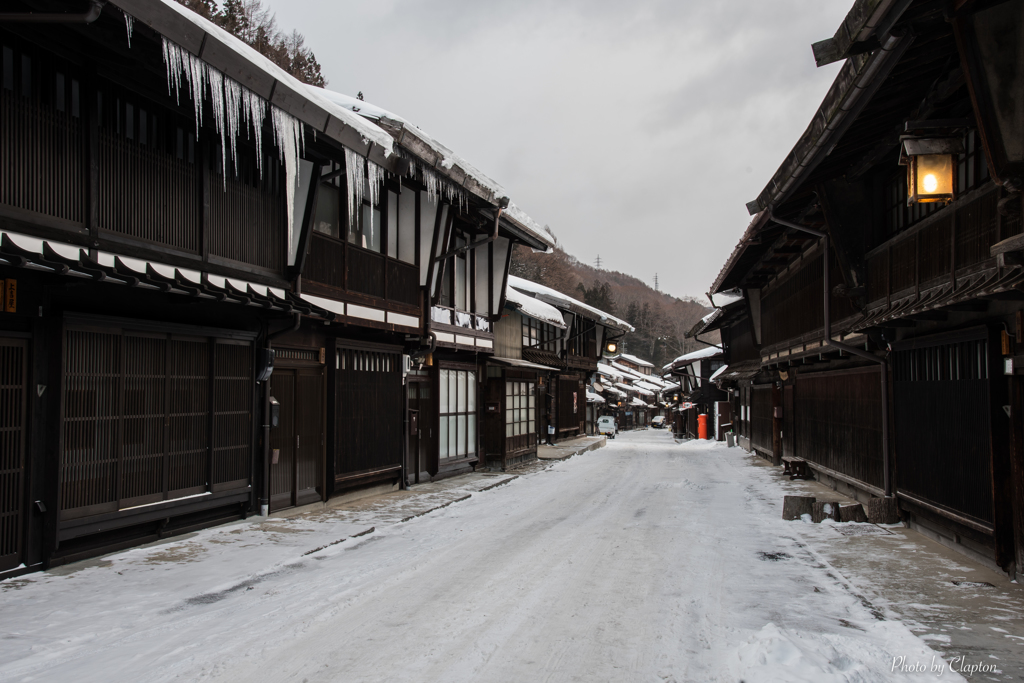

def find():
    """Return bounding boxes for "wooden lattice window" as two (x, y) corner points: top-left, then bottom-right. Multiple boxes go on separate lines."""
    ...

(439, 368), (476, 460)
(505, 380), (536, 437)
(60, 326), (252, 516)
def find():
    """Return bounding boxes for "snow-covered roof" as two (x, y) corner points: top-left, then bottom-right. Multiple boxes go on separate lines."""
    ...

(120, 1), (552, 251)
(709, 364), (728, 382)
(312, 87), (553, 250)
(504, 284), (567, 328)
(630, 397), (649, 408)
(613, 353), (654, 368)
(507, 276), (633, 332)
(141, 0), (395, 155)
(596, 363), (625, 380)
(710, 289), (744, 307)
(586, 390), (605, 404)
(664, 346), (723, 370)
(635, 381), (663, 394)
(614, 382), (635, 393)
(632, 386), (655, 397)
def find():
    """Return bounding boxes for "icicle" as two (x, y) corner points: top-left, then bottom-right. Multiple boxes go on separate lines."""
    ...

(162, 38), (271, 180)
(367, 161), (383, 207)
(344, 148), (365, 233)
(241, 88), (267, 178)
(420, 164), (467, 213)
(123, 11), (134, 48)
(207, 69), (228, 186)
(162, 38), (184, 104)
(272, 106), (305, 263)
(422, 166), (440, 205)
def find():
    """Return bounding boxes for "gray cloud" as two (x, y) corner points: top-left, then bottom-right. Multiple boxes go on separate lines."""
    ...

(270, 0), (852, 300)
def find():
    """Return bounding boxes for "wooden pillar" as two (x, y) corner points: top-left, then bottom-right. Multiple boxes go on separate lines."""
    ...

(1009, 366), (1024, 579)
(989, 326), (1015, 572)
(771, 384), (782, 467)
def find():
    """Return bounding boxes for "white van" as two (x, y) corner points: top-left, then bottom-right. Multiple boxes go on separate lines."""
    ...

(597, 416), (617, 438)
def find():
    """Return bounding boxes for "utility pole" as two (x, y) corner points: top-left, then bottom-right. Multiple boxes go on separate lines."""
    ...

(654, 273), (659, 292)
(595, 254), (602, 268)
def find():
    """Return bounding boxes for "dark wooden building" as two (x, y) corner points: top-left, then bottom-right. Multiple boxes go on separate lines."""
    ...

(0, 0), (552, 577)
(703, 0), (1024, 575)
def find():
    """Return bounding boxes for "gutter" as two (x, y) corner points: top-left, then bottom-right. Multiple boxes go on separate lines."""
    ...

(770, 212), (892, 498)
(0, 0), (105, 22)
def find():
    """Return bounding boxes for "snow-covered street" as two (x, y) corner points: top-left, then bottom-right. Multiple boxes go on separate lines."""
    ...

(0, 431), (1012, 682)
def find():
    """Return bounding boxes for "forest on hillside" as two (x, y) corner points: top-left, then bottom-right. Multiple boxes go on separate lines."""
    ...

(510, 238), (718, 369)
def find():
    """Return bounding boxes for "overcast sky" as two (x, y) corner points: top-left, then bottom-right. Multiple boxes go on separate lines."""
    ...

(270, 0), (851, 302)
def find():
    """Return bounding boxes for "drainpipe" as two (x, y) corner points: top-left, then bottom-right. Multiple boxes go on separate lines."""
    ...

(769, 212), (892, 497)
(260, 312), (300, 517)
(0, 0), (105, 22)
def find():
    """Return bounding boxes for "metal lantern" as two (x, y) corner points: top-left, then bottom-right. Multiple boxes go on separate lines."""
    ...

(899, 137), (963, 204)
(605, 341), (618, 355)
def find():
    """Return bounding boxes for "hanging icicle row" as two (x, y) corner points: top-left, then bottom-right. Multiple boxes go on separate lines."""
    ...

(344, 148), (366, 234)
(161, 38), (304, 253)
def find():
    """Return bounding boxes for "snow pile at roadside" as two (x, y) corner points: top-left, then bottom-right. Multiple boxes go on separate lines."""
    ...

(729, 621), (963, 682)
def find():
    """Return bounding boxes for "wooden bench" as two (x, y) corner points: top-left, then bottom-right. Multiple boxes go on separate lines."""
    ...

(781, 456), (812, 480)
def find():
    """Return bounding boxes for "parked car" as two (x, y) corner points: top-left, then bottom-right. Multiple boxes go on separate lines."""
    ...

(597, 416), (618, 439)
(651, 415), (666, 429)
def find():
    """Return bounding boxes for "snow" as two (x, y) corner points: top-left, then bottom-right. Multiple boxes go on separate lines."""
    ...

(666, 345), (722, 369)
(610, 356), (651, 366)
(154, 0), (394, 155)
(709, 364), (728, 382)
(596, 363), (624, 380)
(311, 87), (552, 249)
(505, 283), (566, 328)
(586, 389), (605, 403)
(711, 288), (744, 307)
(507, 275), (632, 331)
(1, 437), (981, 680)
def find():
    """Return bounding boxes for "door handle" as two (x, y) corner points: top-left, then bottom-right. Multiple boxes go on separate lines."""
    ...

(296, 434), (300, 449)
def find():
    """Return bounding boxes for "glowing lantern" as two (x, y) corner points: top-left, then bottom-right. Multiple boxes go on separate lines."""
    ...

(899, 137), (963, 204)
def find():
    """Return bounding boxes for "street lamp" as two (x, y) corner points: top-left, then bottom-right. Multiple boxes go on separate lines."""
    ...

(900, 137), (962, 204)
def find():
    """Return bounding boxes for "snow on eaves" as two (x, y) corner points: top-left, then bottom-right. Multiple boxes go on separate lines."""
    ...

(613, 353), (654, 368)
(597, 363), (625, 380)
(709, 364), (728, 382)
(310, 87), (554, 251)
(149, 0), (395, 157)
(507, 276), (633, 331)
(505, 283), (567, 328)
(664, 345), (723, 370)
(712, 289), (744, 307)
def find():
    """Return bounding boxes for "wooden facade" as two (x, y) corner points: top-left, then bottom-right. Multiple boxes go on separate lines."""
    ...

(480, 281), (629, 470)
(702, 0), (1024, 574)
(0, 1), (552, 576)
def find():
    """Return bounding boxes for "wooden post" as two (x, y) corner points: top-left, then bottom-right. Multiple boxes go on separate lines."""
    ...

(989, 326), (1016, 571)
(1010, 370), (1024, 578)
(867, 497), (899, 524)
(839, 503), (868, 523)
(771, 388), (782, 467)
(812, 501), (842, 523)
(782, 495), (815, 520)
